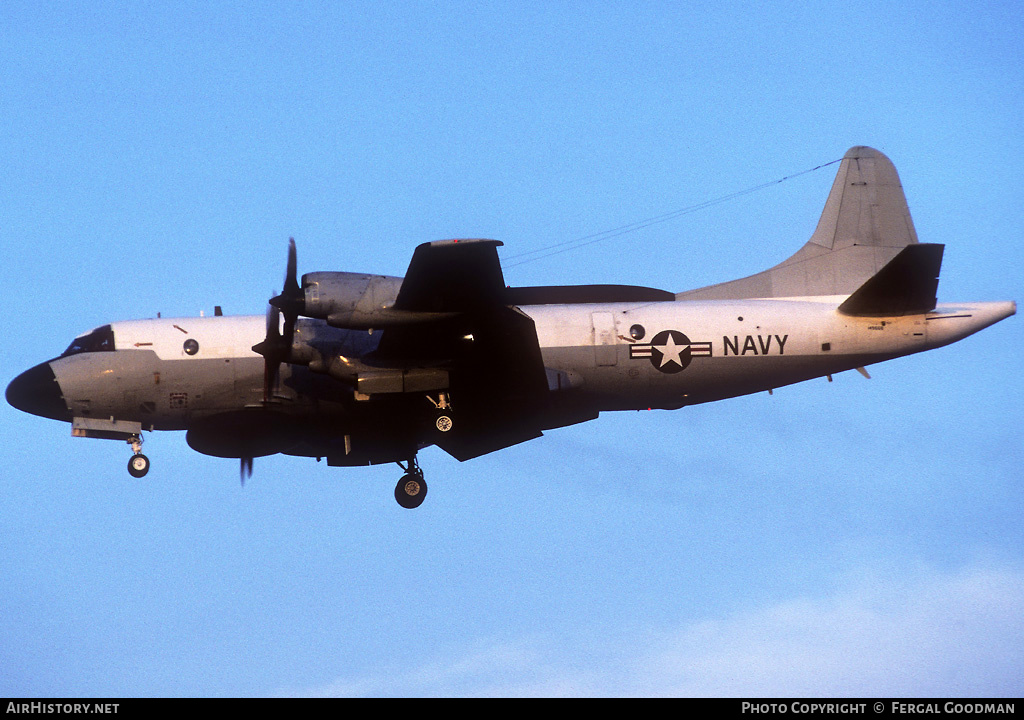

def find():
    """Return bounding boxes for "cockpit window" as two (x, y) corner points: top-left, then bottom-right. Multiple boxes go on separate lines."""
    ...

(61, 325), (115, 357)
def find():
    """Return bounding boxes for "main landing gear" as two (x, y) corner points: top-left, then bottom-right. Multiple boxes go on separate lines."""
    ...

(126, 434), (150, 478)
(427, 392), (454, 435)
(395, 456), (427, 509)
(392, 392), (454, 508)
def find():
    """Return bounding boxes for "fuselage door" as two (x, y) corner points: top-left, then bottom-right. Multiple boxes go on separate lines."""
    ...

(591, 311), (618, 366)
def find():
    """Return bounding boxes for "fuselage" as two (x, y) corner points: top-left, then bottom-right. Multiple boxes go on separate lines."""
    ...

(8, 297), (1015, 443)
(8, 147), (1014, 506)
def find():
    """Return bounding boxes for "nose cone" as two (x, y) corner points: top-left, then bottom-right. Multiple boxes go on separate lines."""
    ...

(6, 362), (71, 421)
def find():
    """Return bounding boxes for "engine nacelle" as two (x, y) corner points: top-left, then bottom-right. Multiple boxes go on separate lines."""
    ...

(301, 271), (404, 328)
(301, 271), (461, 328)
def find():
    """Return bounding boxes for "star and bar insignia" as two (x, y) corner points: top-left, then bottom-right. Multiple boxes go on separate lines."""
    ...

(629, 330), (712, 374)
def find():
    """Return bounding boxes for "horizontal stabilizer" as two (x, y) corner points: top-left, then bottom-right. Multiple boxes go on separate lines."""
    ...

(838, 243), (944, 316)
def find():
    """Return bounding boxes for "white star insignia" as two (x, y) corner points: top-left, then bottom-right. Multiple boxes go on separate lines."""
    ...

(654, 334), (686, 368)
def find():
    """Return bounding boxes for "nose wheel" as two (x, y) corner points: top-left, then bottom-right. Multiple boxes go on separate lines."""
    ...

(126, 435), (150, 478)
(395, 457), (427, 509)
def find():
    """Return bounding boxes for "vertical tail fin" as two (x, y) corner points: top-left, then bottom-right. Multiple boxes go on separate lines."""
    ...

(678, 146), (919, 300)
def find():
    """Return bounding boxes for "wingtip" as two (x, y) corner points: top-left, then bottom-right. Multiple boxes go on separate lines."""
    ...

(427, 238), (504, 249)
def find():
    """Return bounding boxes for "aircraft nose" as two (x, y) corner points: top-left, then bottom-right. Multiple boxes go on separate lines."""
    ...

(6, 362), (71, 421)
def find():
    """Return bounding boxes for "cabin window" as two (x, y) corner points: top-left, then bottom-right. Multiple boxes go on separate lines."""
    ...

(183, 339), (199, 356)
(61, 325), (115, 357)
(629, 324), (646, 341)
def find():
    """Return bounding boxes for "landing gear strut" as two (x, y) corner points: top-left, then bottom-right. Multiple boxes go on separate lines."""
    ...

(127, 435), (150, 478)
(395, 456), (427, 509)
(427, 392), (454, 434)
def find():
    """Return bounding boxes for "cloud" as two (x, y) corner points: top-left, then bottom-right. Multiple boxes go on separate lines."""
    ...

(632, 563), (1024, 697)
(284, 560), (1024, 697)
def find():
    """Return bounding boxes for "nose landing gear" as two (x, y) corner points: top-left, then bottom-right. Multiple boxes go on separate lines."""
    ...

(126, 435), (150, 478)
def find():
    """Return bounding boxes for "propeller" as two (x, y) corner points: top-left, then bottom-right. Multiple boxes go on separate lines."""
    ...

(252, 238), (304, 401)
(252, 301), (287, 401)
(241, 456), (253, 485)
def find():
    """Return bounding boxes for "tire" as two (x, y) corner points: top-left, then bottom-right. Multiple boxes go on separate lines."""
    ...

(395, 473), (427, 509)
(128, 453), (150, 478)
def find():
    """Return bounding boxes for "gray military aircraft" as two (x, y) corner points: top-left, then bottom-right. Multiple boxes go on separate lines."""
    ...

(6, 146), (1016, 507)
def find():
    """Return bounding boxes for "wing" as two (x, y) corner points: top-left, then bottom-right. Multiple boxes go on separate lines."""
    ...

(373, 240), (552, 461)
(391, 238), (509, 312)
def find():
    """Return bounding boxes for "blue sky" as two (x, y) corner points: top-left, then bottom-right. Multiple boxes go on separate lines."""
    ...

(2, 1), (1022, 697)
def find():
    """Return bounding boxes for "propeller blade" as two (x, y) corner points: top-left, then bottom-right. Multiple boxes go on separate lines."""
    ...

(241, 456), (253, 485)
(270, 238), (304, 319)
(285, 237), (299, 297)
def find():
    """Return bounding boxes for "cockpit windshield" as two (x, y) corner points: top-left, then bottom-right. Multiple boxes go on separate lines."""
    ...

(61, 325), (115, 357)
